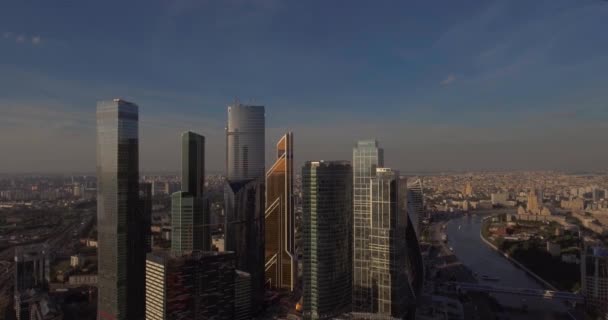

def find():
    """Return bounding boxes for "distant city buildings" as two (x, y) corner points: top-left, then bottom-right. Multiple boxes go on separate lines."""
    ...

(490, 192), (510, 207)
(462, 181), (474, 198)
(302, 160), (352, 320)
(518, 188), (551, 216)
(96, 99), (145, 320)
(264, 132), (296, 291)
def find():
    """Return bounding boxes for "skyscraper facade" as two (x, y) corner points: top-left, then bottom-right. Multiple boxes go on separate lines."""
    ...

(406, 178), (425, 237)
(145, 251), (236, 320)
(181, 131), (205, 198)
(302, 161), (352, 320)
(352, 140), (383, 311)
(225, 104), (265, 181)
(369, 168), (409, 318)
(171, 191), (197, 255)
(224, 103), (266, 312)
(224, 180), (265, 312)
(96, 99), (144, 320)
(404, 186), (425, 318)
(171, 131), (209, 255)
(265, 132), (296, 291)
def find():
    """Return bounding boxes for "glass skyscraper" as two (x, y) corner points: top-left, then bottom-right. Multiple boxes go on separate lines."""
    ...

(369, 168), (409, 318)
(265, 132), (296, 291)
(225, 104), (265, 181)
(171, 131), (209, 255)
(96, 99), (144, 320)
(407, 178), (425, 237)
(181, 131), (205, 198)
(352, 140), (383, 311)
(224, 103), (266, 313)
(224, 179), (265, 313)
(171, 191), (197, 255)
(302, 161), (352, 320)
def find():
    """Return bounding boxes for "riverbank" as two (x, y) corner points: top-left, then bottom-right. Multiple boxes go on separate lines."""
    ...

(429, 220), (500, 319)
(479, 215), (558, 291)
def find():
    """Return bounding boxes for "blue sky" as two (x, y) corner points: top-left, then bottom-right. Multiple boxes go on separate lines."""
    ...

(1, 0), (608, 173)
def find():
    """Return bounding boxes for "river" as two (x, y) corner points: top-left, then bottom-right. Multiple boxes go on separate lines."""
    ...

(444, 213), (571, 317)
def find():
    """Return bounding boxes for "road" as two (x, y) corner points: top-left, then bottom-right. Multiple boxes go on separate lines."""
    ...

(0, 211), (94, 305)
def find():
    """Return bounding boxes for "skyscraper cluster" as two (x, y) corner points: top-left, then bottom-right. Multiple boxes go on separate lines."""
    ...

(95, 99), (424, 320)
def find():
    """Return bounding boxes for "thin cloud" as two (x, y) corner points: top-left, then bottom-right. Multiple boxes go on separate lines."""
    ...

(2, 32), (42, 46)
(441, 74), (456, 86)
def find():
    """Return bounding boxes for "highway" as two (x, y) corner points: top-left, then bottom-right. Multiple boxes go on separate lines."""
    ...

(0, 211), (94, 306)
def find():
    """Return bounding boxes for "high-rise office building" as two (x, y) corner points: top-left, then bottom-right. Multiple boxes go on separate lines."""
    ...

(581, 245), (608, 317)
(352, 140), (383, 311)
(265, 133), (296, 291)
(171, 131), (209, 255)
(181, 131), (205, 197)
(393, 180), (427, 319)
(225, 103), (266, 312)
(462, 181), (474, 197)
(14, 244), (51, 320)
(224, 180), (265, 312)
(145, 251), (236, 320)
(171, 192), (197, 255)
(225, 104), (265, 181)
(14, 244), (50, 293)
(302, 161), (352, 320)
(369, 168), (409, 317)
(97, 99), (144, 320)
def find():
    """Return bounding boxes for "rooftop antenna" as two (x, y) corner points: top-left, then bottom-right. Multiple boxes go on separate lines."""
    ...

(234, 96), (240, 106)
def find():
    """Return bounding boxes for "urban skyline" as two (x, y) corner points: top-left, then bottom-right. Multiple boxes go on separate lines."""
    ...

(2, 1), (608, 319)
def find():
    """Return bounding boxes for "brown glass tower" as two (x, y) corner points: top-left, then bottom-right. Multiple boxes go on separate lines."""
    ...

(264, 133), (296, 291)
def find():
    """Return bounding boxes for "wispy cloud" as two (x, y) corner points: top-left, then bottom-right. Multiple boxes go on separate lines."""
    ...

(2, 32), (42, 46)
(440, 74), (456, 86)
